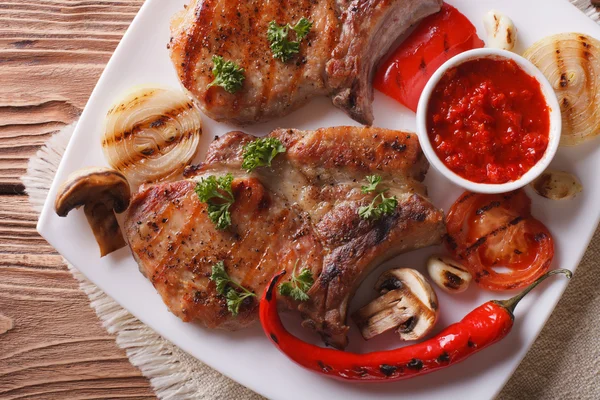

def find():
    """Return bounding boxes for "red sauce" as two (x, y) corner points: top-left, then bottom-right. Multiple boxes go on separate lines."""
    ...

(427, 58), (550, 184)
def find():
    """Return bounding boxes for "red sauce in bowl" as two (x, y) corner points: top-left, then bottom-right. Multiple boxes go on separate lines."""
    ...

(427, 58), (550, 184)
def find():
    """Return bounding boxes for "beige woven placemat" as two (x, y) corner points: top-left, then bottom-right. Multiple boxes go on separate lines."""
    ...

(22, 1), (600, 398)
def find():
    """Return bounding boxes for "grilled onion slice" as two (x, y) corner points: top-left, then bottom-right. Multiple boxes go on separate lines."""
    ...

(102, 86), (202, 187)
(524, 33), (600, 146)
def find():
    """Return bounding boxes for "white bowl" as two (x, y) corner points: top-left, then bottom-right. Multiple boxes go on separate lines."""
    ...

(416, 48), (562, 194)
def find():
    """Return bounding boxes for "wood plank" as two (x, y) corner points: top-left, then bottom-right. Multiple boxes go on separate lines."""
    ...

(0, 0), (155, 396)
(0, 0), (144, 194)
(0, 198), (157, 400)
(0, 195), (155, 399)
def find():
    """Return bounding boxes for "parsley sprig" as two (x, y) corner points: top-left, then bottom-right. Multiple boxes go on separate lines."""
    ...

(267, 17), (313, 62)
(210, 261), (256, 316)
(194, 174), (235, 230)
(358, 175), (398, 220)
(207, 55), (245, 94)
(242, 137), (286, 172)
(278, 261), (314, 302)
(361, 175), (383, 194)
(359, 192), (398, 220)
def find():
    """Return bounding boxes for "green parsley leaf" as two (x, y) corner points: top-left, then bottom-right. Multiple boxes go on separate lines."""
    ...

(267, 18), (312, 62)
(278, 281), (293, 297)
(267, 22), (297, 62)
(242, 137), (286, 172)
(292, 17), (312, 40)
(209, 261), (256, 316)
(195, 174), (235, 230)
(290, 287), (310, 302)
(358, 199), (379, 220)
(358, 176), (398, 221)
(194, 174), (233, 203)
(294, 268), (314, 292)
(225, 289), (255, 316)
(361, 175), (382, 194)
(279, 282), (310, 302)
(359, 193), (398, 220)
(278, 262), (314, 302)
(207, 55), (245, 94)
(210, 261), (231, 294)
(377, 192), (398, 215)
(207, 203), (232, 231)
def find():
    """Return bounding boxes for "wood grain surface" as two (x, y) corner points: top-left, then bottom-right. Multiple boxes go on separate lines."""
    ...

(0, 0), (155, 398)
(2, 1), (600, 399)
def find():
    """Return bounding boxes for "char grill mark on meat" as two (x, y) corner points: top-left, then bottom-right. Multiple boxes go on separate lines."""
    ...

(169, 0), (337, 125)
(124, 127), (445, 348)
(169, 0), (443, 125)
(126, 176), (324, 330)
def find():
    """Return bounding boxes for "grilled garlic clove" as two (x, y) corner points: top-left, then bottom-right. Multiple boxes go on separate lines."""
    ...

(427, 255), (472, 294)
(531, 170), (583, 200)
(483, 10), (518, 51)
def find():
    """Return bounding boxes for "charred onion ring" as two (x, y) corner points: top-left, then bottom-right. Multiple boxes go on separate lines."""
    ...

(102, 86), (202, 187)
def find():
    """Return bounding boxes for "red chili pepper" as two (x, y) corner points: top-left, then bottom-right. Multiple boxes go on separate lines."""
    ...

(260, 269), (571, 382)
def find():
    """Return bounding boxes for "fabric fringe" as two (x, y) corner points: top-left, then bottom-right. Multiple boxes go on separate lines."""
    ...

(572, 0), (600, 20)
(73, 261), (207, 399)
(70, 265), (201, 399)
(22, 125), (73, 213)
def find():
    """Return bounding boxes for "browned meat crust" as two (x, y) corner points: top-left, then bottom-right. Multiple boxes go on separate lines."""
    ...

(124, 126), (445, 348)
(126, 178), (323, 330)
(304, 194), (445, 348)
(169, 0), (443, 125)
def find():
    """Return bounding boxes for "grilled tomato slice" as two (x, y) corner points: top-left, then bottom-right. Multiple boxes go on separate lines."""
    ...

(445, 190), (554, 291)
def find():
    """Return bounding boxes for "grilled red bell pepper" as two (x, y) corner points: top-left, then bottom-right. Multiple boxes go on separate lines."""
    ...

(260, 269), (571, 382)
(374, 3), (484, 112)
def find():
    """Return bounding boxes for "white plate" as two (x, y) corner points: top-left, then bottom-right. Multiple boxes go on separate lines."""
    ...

(37, 1), (600, 399)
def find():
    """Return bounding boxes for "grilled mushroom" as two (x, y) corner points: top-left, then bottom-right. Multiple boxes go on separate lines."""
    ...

(352, 268), (438, 341)
(55, 167), (131, 257)
(427, 255), (472, 294)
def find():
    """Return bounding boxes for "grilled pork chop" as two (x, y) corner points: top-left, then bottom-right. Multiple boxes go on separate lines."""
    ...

(124, 127), (445, 348)
(169, 0), (443, 125)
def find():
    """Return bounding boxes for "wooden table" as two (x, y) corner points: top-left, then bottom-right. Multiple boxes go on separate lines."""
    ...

(0, 0), (155, 398)
(2, 1), (600, 399)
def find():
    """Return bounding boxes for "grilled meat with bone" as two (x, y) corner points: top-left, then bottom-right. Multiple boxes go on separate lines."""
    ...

(169, 0), (443, 125)
(124, 126), (445, 349)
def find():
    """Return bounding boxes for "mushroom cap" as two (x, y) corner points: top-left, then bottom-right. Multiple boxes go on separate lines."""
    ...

(376, 268), (438, 311)
(55, 167), (131, 217)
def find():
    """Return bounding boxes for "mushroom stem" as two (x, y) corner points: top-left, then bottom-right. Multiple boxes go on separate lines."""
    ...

(84, 203), (127, 257)
(54, 167), (131, 257)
